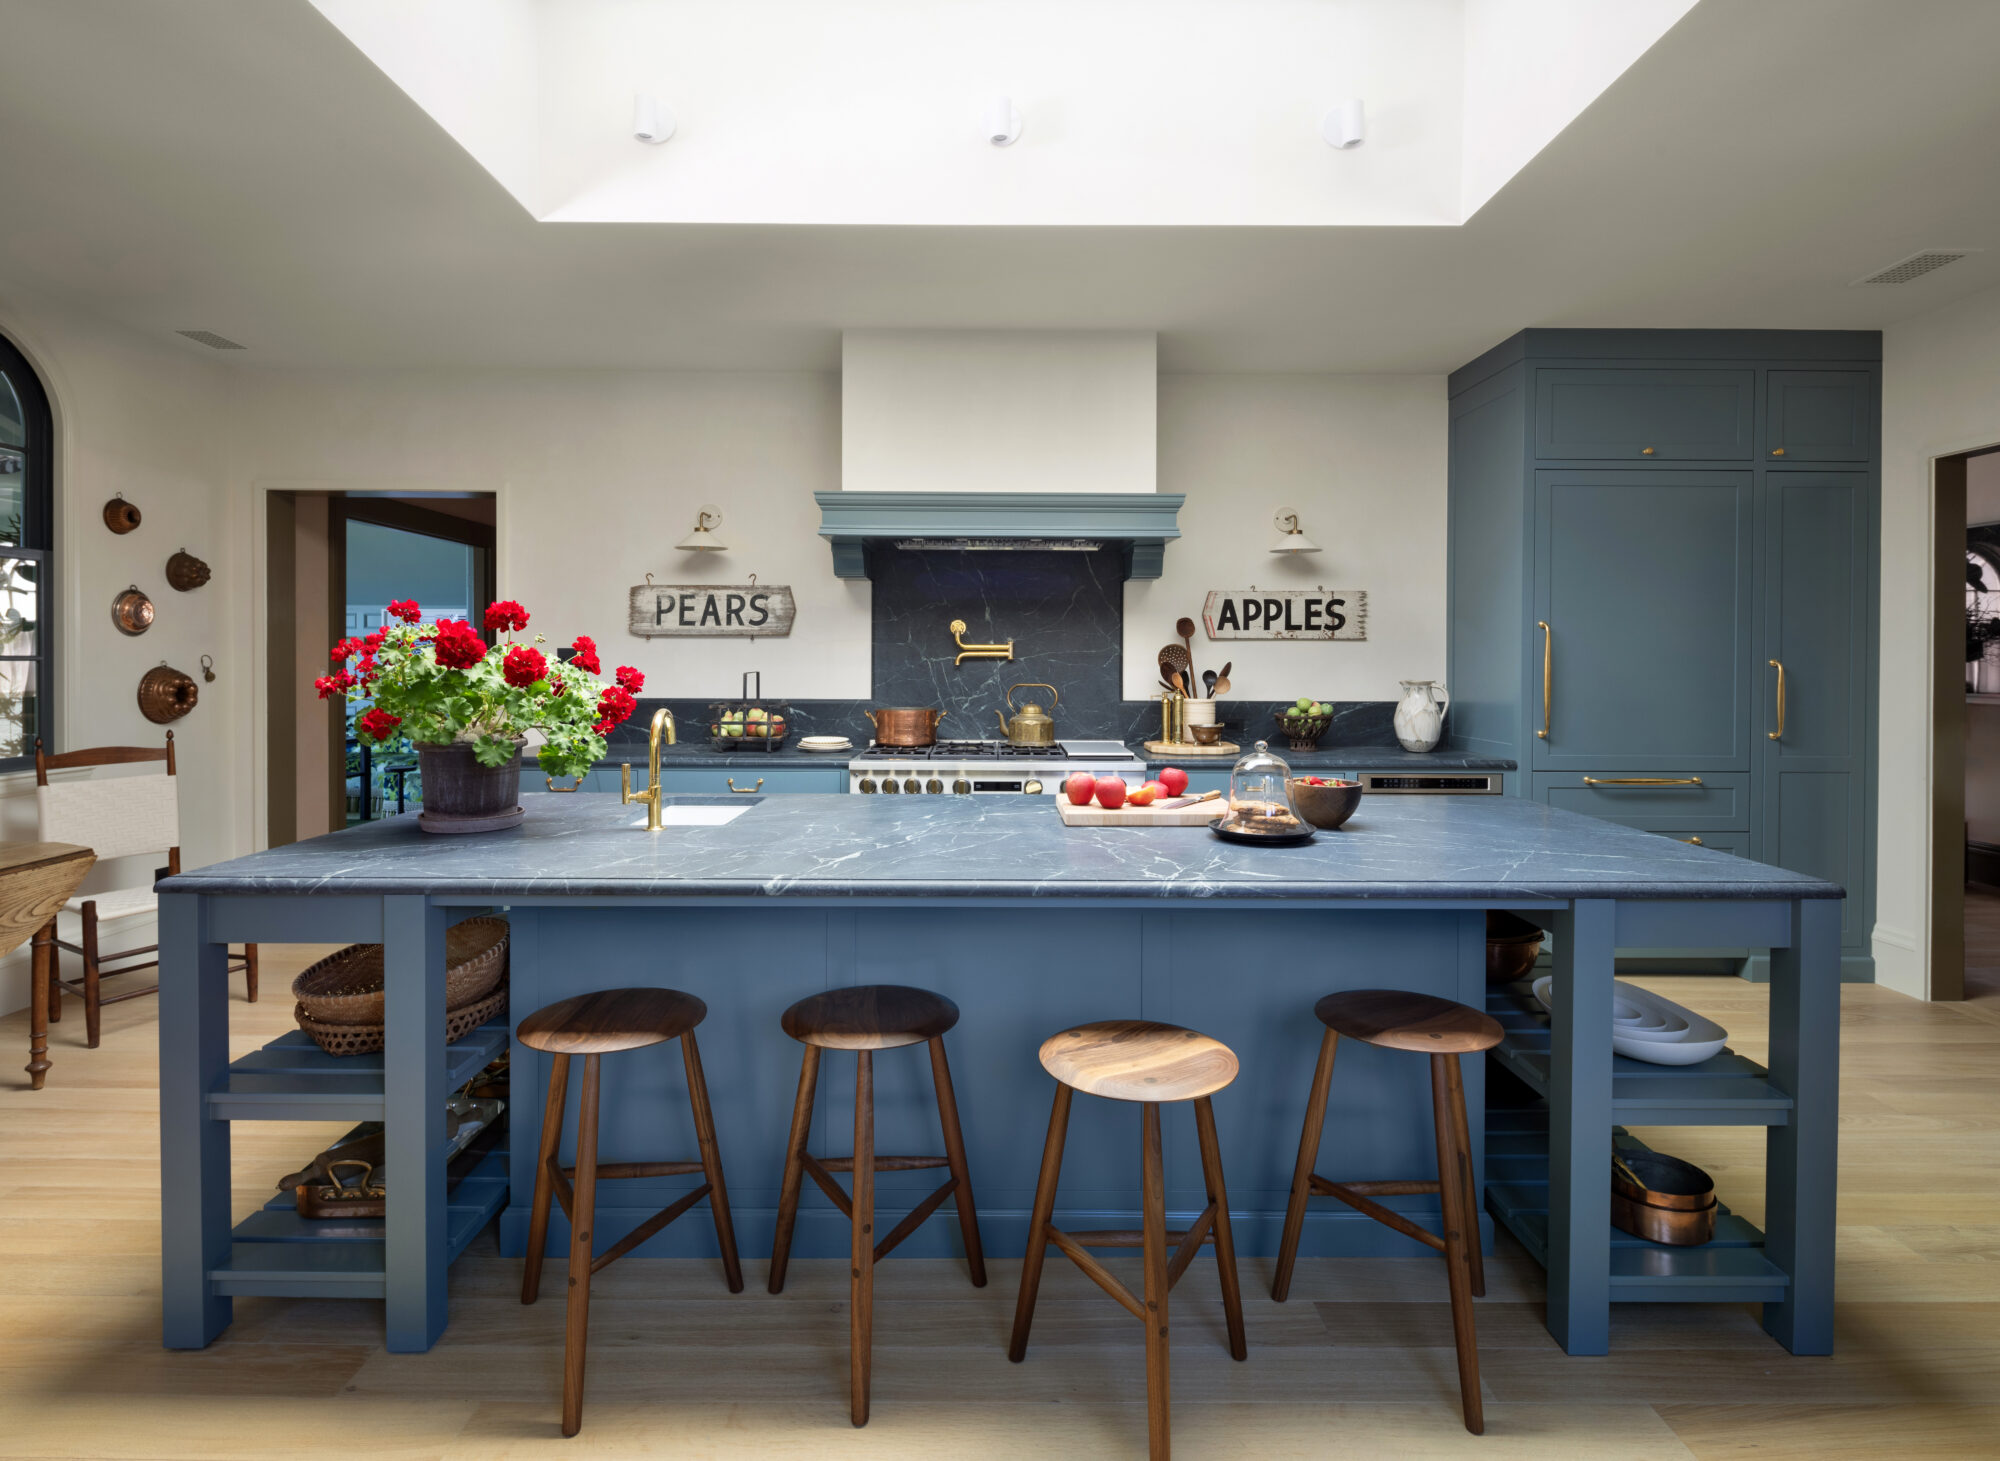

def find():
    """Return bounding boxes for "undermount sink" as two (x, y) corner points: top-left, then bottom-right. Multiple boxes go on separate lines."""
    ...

(630, 796), (760, 828)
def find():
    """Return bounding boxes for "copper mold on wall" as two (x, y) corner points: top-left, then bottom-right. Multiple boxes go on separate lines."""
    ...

(110, 586), (155, 636)
(138, 664), (199, 724)
(103, 496), (141, 534)
(166, 549), (211, 592)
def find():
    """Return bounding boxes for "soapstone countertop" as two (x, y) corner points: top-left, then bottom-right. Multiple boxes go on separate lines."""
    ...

(597, 742), (1516, 772)
(166, 790), (1838, 904)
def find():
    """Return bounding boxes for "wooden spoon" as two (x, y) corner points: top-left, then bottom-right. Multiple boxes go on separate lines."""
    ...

(1176, 616), (1199, 687)
(1212, 662), (1233, 698)
(1203, 669), (1218, 698)
(1160, 643), (1193, 691)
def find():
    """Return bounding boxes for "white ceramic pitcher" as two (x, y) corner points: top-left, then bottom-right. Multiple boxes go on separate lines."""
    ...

(1394, 680), (1448, 752)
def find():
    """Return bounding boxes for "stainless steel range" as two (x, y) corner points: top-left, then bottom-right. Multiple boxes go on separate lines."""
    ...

(848, 739), (1144, 797)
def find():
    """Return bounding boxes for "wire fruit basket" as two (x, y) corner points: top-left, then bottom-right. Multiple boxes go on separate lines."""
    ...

(709, 671), (790, 752)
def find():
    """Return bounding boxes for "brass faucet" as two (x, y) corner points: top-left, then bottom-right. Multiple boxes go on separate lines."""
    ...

(620, 707), (677, 831)
(950, 619), (1014, 666)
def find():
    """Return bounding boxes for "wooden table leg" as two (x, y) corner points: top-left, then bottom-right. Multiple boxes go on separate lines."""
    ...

(1546, 898), (1614, 1355)
(25, 918), (51, 1090)
(157, 893), (232, 1347)
(382, 895), (448, 1353)
(1762, 896), (1842, 1354)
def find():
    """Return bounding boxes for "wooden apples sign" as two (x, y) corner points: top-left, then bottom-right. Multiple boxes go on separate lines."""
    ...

(1201, 588), (1367, 641)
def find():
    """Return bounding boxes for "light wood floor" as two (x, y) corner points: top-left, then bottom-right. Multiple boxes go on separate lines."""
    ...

(2, 946), (1997, 1460)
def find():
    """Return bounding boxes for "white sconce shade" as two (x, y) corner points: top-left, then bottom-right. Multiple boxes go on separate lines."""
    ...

(1321, 98), (1366, 149)
(677, 505), (727, 551)
(987, 95), (1023, 147)
(1270, 510), (1321, 554)
(634, 93), (676, 144)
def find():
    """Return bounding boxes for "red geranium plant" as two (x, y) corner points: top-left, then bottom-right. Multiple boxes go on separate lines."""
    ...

(320, 599), (644, 782)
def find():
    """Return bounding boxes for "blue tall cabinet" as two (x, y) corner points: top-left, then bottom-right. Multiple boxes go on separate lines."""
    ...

(1448, 331), (1879, 979)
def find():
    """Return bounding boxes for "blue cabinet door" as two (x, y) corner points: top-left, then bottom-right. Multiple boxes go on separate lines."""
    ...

(1766, 372), (1872, 463)
(1535, 369), (1755, 460)
(1532, 470), (1755, 772)
(1760, 473), (1870, 946)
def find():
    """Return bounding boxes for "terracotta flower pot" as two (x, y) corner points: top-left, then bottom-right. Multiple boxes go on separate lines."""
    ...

(415, 740), (525, 834)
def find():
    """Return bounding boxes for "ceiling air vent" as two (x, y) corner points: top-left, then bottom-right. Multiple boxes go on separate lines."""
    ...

(175, 329), (246, 350)
(1851, 250), (1976, 286)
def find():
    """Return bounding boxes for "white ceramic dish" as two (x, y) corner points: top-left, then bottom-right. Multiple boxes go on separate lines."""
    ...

(797, 737), (854, 753)
(1532, 976), (1727, 1066)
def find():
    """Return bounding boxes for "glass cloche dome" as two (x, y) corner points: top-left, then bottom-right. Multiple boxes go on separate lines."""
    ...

(1212, 740), (1314, 843)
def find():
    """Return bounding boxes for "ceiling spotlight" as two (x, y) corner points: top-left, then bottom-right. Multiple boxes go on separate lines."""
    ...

(1270, 510), (1322, 555)
(987, 95), (1023, 147)
(677, 505), (727, 551)
(1321, 98), (1366, 150)
(634, 93), (676, 144)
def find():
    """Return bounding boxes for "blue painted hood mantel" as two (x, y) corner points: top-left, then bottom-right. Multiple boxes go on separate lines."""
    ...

(167, 792), (1835, 902)
(158, 791), (1841, 1371)
(813, 490), (1185, 579)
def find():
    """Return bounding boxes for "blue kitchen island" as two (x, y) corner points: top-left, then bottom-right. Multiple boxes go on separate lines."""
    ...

(156, 791), (1841, 1360)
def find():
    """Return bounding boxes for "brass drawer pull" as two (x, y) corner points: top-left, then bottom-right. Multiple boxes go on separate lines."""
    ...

(1640, 446), (1656, 455)
(1582, 776), (1704, 787)
(1537, 621), (1552, 739)
(545, 776), (583, 793)
(727, 777), (763, 794)
(1768, 659), (1785, 741)
(1771, 447), (1786, 456)
(1681, 836), (1704, 846)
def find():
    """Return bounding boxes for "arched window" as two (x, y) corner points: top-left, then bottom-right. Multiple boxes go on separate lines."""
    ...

(0, 331), (53, 768)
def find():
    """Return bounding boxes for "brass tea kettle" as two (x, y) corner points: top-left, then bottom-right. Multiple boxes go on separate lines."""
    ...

(998, 683), (1059, 746)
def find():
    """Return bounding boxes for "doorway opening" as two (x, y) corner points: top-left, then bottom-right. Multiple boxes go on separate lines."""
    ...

(1954, 451), (2000, 1004)
(265, 492), (495, 846)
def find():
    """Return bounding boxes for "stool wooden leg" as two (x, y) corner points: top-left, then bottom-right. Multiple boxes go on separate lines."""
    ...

(561, 1053), (602, 1438)
(850, 1049), (875, 1428)
(1273, 1028), (1339, 1302)
(681, 1028), (744, 1294)
(1008, 1081), (1073, 1362)
(26, 919), (52, 1091)
(521, 1052), (571, 1304)
(1429, 1053), (1484, 1436)
(1192, 1096), (1247, 1362)
(242, 944), (259, 1003)
(769, 1043), (821, 1294)
(1444, 1052), (1486, 1299)
(928, 1035), (987, 1288)
(82, 903), (101, 1049)
(1140, 1101), (1172, 1461)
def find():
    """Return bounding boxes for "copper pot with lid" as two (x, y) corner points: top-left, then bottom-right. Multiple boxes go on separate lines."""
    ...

(864, 707), (946, 747)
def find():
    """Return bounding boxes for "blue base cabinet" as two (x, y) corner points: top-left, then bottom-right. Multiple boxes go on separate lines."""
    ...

(1449, 330), (1879, 979)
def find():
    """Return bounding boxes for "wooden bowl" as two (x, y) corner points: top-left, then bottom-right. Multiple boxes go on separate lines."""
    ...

(1286, 777), (1363, 830)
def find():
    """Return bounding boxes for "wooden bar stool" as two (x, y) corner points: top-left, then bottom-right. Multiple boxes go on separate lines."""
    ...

(769, 984), (987, 1427)
(1270, 989), (1503, 1436)
(518, 988), (744, 1437)
(1009, 1021), (1248, 1461)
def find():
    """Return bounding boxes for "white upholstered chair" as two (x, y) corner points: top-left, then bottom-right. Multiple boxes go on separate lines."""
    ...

(33, 733), (255, 1047)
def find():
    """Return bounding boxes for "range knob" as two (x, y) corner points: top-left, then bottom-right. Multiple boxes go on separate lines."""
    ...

(880, 777), (899, 793)
(952, 778), (971, 794)
(1023, 779), (1043, 796)
(857, 777), (876, 794)
(903, 777), (921, 794)
(925, 778), (944, 794)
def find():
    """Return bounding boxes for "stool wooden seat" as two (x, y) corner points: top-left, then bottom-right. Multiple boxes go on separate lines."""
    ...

(770, 984), (986, 1427)
(1011, 1020), (1247, 1461)
(1272, 988), (1502, 1436)
(519, 987), (743, 1437)
(779, 983), (959, 1050)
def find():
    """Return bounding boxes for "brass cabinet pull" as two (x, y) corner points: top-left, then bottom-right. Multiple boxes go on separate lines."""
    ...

(1537, 621), (1552, 739)
(727, 777), (763, 794)
(1771, 447), (1786, 456)
(1768, 659), (1786, 741)
(1681, 836), (1704, 846)
(545, 776), (583, 793)
(1582, 776), (1704, 786)
(1640, 446), (1656, 455)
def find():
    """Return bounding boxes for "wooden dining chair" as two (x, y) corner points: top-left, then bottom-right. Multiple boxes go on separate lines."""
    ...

(34, 733), (256, 1047)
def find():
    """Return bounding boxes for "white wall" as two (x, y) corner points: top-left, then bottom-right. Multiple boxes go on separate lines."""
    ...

(1878, 282), (2000, 997)
(842, 331), (1157, 496)
(0, 290), (243, 1015)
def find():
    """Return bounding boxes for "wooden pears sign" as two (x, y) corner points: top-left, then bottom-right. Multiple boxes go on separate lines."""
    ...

(1201, 588), (1367, 641)
(628, 580), (796, 638)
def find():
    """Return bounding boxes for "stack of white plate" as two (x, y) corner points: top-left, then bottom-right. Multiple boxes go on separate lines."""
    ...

(797, 735), (853, 753)
(1531, 976), (1728, 1066)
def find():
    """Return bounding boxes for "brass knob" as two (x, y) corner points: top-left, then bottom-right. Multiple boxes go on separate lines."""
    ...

(1683, 836), (1704, 846)
(925, 778), (943, 794)
(1640, 446), (1655, 455)
(857, 778), (876, 793)
(952, 778), (971, 794)
(1771, 447), (1786, 456)
(880, 778), (899, 793)
(1023, 779), (1043, 796)
(903, 777), (921, 794)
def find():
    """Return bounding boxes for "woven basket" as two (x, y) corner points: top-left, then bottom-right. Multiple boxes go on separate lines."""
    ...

(295, 985), (508, 1057)
(291, 916), (509, 1027)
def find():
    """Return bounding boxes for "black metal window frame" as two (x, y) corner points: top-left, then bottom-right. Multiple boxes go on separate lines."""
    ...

(0, 330), (54, 773)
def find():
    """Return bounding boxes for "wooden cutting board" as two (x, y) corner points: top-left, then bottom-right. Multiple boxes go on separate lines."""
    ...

(1056, 792), (1225, 827)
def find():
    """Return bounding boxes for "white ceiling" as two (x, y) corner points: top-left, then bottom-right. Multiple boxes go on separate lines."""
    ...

(0, 0), (1997, 372)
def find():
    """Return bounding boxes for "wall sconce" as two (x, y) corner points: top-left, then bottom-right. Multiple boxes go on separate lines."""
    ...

(1321, 98), (1366, 149)
(1269, 510), (1321, 554)
(634, 93), (677, 144)
(676, 505), (727, 551)
(987, 95), (1023, 147)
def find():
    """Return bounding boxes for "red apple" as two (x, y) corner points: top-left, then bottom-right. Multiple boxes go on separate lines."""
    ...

(1065, 772), (1098, 806)
(1094, 776), (1128, 810)
(1157, 766), (1189, 798)
(1128, 783), (1158, 807)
